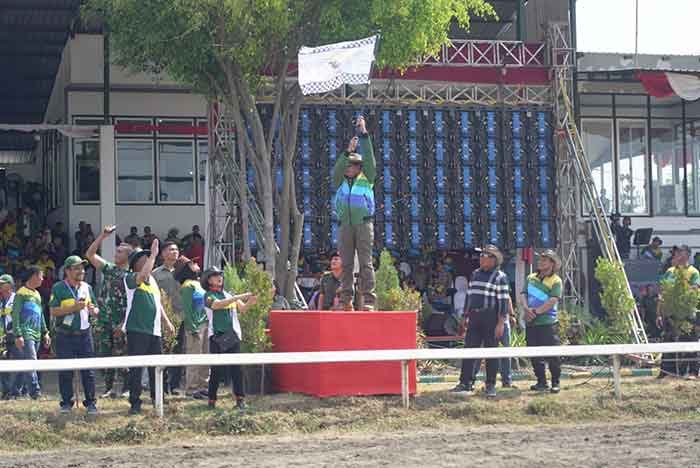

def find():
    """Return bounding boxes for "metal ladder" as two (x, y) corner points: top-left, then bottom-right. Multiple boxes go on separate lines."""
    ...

(556, 73), (648, 346)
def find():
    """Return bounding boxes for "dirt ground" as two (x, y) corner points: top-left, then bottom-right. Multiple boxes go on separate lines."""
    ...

(2, 420), (698, 468)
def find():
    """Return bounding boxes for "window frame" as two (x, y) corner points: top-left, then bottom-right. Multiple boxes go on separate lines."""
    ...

(616, 117), (650, 216)
(115, 138), (156, 205)
(156, 139), (197, 205)
(73, 138), (101, 205)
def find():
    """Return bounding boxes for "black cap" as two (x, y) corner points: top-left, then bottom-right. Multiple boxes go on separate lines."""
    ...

(128, 249), (150, 270)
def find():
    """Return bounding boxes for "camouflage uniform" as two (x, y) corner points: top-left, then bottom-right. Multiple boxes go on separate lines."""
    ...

(96, 262), (128, 392)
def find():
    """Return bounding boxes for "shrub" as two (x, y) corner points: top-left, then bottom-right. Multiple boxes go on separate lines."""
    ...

(224, 260), (273, 353)
(376, 250), (400, 310)
(594, 257), (636, 337)
(658, 267), (700, 336)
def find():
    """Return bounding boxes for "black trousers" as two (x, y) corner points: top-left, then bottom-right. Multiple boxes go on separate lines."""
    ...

(55, 331), (96, 408)
(460, 310), (499, 386)
(166, 322), (185, 391)
(127, 332), (162, 409)
(660, 330), (699, 377)
(208, 335), (244, 400)
(526, 324), (562, 385)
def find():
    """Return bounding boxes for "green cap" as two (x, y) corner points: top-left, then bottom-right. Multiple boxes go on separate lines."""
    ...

(0, 274), (14, 287)
(63, 255), (88, 269)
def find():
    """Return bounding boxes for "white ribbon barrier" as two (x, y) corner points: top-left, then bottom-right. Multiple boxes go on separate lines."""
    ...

(1, 342), (697, 417)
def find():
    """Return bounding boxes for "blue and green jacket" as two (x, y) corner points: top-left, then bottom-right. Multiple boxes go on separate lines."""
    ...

(333, 134), (376, 226)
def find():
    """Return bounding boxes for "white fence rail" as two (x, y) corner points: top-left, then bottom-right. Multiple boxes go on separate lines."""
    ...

(1, 342), (698, 417)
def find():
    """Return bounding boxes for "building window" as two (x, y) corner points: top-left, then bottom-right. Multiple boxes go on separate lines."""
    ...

(581, 119), (615, 214)
(617, 119), (648, 215)
(651, 119), (684, 216)
(117, 140), (154, 203)
(198, 141), (208, 203)
(158, 141), (195, 203)
(687, 119), (700, 215)
(74, 140), (100, 203)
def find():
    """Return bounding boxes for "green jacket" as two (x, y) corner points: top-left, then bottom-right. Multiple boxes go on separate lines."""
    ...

(333, 134), (376, 226)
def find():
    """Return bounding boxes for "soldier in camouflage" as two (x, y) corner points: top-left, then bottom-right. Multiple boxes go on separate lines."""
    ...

(86, 225), (133, 398)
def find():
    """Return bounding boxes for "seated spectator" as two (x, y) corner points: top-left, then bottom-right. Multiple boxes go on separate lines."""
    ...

(52, 221), (70, 248)
(36, 250), (55, 275)
(184, 237), (204, 269)
(142, 226), (158, 249)
(165, 228), (181, 247)
(318, 252), (342, 310)
(52, 236), (68, 267)
(641, 236), (663, 261)
(124, 226), (141, 248)
(182, 225), (203, 250)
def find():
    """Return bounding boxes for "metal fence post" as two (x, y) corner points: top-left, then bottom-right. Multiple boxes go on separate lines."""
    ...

(612, 355), (622, 400)
(155, 366), (164, 418)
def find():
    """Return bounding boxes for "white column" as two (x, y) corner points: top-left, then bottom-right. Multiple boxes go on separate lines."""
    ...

(99, 125), (116, 262)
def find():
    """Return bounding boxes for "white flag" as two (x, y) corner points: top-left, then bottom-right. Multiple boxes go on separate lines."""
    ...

(298, 35), (378, 96)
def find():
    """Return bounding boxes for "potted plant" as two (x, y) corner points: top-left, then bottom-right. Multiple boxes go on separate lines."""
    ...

(224, 260), (273, 394)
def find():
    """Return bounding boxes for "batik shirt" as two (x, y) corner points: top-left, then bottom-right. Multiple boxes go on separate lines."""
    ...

(11, 287), (47, 341)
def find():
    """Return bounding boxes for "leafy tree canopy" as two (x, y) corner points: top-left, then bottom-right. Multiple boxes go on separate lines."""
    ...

(84, 0), (496, 96)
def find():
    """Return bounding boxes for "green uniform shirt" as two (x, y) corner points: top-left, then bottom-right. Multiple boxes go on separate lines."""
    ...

(319, 272), (341, 310)
(205, 290), (242, 340)
(662, 265), (700, 286)
(181, 279), (207, 333)
(123, 273), (163, 337)
(11, 286), (47, 341)
(49, 281), (96, 332)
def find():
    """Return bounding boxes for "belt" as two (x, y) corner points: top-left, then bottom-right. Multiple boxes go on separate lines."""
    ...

(57, 328), (90, 336)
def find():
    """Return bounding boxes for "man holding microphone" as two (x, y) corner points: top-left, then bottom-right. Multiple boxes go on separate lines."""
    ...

(49, 255), (100, 414)
(333, 116), (376, 311)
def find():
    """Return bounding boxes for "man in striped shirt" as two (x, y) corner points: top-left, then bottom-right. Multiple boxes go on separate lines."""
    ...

(452, 245), (510, 398)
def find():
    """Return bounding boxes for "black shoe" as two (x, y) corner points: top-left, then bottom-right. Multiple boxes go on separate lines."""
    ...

(550, 384), (561, 394)
(449, 383), (473, 393)
(128, 406), (141, 416)
(1, 392), (9, 400)
(485, 384), (497, 398)
(502, 382), (517, 389)
(530, 383), (549, 392)
(192, 390), (208, 400)
(236, 398), (246, 411)
(30, 392), (41, 400)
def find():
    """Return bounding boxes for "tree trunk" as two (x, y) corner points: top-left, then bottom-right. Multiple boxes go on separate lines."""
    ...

(237, 135), (251, 261)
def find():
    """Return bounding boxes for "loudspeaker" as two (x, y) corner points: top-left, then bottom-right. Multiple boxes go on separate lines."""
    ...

(633, 228), (653, 246)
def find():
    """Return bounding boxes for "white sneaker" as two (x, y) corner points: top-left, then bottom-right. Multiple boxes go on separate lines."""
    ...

(121, 390), (130, 398)
(101, 390), (116, 399)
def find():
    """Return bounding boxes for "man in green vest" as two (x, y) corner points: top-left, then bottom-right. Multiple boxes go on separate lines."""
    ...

(50, 255), (100, 414)
(333, 116), (376, 311)
(121, 239), (176, 415)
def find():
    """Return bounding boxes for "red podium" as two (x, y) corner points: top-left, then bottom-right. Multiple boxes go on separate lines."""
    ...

(269, 311), (418, 397)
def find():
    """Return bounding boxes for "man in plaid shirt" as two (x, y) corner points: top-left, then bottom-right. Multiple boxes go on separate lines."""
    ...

(451, 245), (510, 398)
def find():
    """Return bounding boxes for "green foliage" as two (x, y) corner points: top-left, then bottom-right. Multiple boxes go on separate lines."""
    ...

(375, 250), (421, 312)
(83, 0), (497, 96)
(659, 268), (700, 336)
(376, 250), (400, 309)
(594, 257), (636, 337)
(224, 261), (273, 353)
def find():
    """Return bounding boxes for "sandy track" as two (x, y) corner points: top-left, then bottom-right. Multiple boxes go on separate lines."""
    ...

(2, 420), (699, 468)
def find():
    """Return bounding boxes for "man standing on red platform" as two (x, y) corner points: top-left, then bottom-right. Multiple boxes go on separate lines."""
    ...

(333, 116), (376, 311)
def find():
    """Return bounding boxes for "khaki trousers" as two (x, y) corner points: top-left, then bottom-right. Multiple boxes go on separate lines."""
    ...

(184, 324), (209, 392)
(339, 221), (376, 308)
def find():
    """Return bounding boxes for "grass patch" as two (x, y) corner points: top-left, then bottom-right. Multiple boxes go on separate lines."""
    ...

(1, 377), (699, 453)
